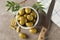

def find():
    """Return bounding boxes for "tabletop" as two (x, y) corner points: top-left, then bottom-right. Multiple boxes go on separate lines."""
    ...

(0, 0), (60, 40)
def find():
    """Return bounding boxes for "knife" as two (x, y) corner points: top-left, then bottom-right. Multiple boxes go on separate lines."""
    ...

(38, 0), (55, 40)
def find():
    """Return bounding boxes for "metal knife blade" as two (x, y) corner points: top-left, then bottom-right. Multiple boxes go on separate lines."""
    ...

(38, 0), (55, 40)
(43, 0), (55, 28)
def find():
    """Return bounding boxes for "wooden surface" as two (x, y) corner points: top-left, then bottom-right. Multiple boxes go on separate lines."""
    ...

(0, 0), (60, 40)
(38, 27), (47, 40)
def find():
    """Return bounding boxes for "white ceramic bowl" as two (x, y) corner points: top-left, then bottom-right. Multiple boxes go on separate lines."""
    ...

(16, 7), (39, 29)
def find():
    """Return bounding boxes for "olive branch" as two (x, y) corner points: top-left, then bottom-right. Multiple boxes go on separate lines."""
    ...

(6, 1), (44, 12)
(6, 1), (21, 12)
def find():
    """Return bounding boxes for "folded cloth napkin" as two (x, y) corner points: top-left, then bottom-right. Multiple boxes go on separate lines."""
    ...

(37, 0), (60, 27)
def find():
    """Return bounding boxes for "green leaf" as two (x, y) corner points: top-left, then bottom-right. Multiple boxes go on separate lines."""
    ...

(7, 6), (11, 11)
(6, 1), (21, 12)
(12, 6), (15, 12)
(32, 2), (44, 11)
(11, 1), (15, 5)
(6, 4), (9, 6)
(11, 4), (20, 12)
(7, 1), (11, 4)
(36, 2), (41, 4)
(15, 5), (20, 11)
(7, 1), (12, 6)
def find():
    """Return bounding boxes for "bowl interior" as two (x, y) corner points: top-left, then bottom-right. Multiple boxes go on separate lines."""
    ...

(16, 7), (39, 29)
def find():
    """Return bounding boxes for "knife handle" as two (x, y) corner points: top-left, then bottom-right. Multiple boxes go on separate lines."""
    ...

(38, 26), (47, 40)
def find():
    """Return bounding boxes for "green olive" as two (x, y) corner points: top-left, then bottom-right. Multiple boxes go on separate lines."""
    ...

(25, 18), (27, 23)
(24, 14), (27, 18)
(19, 16), (25, 21)
(33, 19), (36, 23)
(30, 11), (37, 18)
(16, 15), (21, 20)
(27, 15), (33, 21)
(19, 16), (27, 25)
(29, 28), (37, 34)
(26, 22), (33, 27)
(19, 33), (27, 39)
(25, 8), (31, 14)
(19, 9), (24, 15)
(20, 20), (25, 25)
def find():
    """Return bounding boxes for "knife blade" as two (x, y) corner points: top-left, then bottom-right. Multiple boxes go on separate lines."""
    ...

(38, 0), (55, 40)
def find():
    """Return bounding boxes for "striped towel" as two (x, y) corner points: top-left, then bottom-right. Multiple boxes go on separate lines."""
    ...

(37, 0), (60, 27)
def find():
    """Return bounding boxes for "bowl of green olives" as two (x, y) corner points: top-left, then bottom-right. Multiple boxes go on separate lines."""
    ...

(16, 7), (39, 29)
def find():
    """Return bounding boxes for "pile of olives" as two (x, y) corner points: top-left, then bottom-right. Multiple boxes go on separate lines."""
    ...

(10, 18), (38, 39)
(10, 7), (39, 39)
(16, 7), (37, 27)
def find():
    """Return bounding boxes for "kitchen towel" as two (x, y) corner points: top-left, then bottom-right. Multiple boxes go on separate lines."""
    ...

(37, 0), (60, 27)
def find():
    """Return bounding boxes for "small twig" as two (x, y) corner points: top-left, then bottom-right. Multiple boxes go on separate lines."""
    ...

(19, 0), (27, 4)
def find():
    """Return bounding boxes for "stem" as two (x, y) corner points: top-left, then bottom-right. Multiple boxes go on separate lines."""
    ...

(19, 0), (27, 4)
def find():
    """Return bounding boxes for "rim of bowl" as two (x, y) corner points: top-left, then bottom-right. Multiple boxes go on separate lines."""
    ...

(16, 6), (39, 29)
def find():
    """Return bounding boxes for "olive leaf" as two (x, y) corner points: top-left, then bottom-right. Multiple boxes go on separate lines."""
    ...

(6, 1), (21, 12)
(32, 2), (44, 11)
